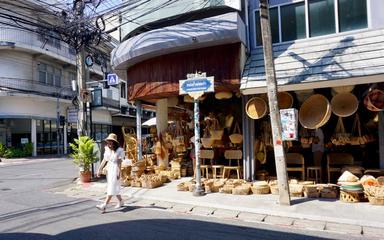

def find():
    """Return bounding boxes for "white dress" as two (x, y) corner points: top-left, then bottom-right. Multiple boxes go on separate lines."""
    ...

(104, 146), (124, 196)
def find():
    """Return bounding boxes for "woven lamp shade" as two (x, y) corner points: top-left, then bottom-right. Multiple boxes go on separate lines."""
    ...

(299, 94), (331, 129)
(278, 92), (293, 109)
(245, 97), (267, 119)
(331, 93), (359, 117)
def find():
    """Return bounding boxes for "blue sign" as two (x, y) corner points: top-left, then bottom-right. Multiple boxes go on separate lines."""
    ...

(179, 77), (214, 94)
(107, 73), (119, 86)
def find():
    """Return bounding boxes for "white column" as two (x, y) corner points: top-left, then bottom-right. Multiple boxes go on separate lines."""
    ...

(64, 123), (68, 154)
(156, 98), (168, 137)
(136, 100), (142, 161)
(31, 119), (37, 157)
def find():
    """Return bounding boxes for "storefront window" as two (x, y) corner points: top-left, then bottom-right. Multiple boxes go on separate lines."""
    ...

(309, 0), (335, 37)
(338, 0), (367, 32)
(255, 7), (279, 45)
(281, 2), (306, 42)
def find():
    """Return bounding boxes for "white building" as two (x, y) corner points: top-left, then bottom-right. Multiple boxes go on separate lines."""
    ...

(0, 0), (135, 156)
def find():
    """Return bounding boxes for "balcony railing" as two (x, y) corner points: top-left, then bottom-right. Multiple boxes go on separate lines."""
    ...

(0, 27), (77, 62)
(0, 27), (105, 75)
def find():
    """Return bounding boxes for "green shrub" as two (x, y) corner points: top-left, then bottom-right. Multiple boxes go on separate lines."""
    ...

(23, 142), (33, 156)
(0, 143), (6, 157)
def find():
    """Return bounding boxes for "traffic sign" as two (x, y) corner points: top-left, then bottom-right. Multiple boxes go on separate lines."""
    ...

(179, 77), (214, 95)
(107, 73), (119, 86)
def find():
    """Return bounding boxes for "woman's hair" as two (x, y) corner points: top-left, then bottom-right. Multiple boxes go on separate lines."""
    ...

(108, 140), (120, 151)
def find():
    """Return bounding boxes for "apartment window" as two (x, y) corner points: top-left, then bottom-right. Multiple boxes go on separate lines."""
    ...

(38, 63), (62, 86)
(54, 68), (61, 87)
(281, 2), (306, 42)
(120, 81), (127, 99)
(338, 0), (367, 32)
(309, 0), (335, 37)
(255, 7), (279, 45)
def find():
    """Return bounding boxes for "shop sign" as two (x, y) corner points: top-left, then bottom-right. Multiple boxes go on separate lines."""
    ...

(20, 138), (29, 144)
(179, 77), (214, 97)
(67, 108), (78, 123)
(280, 108), (298, 141)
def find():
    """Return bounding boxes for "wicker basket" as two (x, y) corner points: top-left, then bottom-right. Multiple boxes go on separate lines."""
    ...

(245, 97), (267, 119)
(229, 122), (243, 144)
(303, 185), (319, 198)
(364, 89), (384, 112)
(270, 184), (279, 195)
(289, 184), (304, 197)
(220, 184), (235, 194)
(299, 94), (331, 129)
(141, 180), (162, 189)
(201, 138), (215, 148)
(278, 92), (293, 109)
(340, 190), (362, 203)
(331, 93), (359, 117)
(368, 196), (384, 205)
(232, 184), (251, 195)
(251, 185), (270, 194)
(177, 182), (189, 191)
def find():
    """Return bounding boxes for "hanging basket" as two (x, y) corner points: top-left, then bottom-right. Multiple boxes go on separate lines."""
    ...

(209, 119), (224, 140)
(201, 138), (215, 148)
(364, 89), (384, 111)
(331, 92), (359, 117)
(278, 92), (293, 109)
(245, 97), (267, 119)
(299, 94), (331, 129)
(229, 122), (243, 144)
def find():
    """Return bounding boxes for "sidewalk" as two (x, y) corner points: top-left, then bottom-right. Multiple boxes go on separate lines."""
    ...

(0, 155), (69, 167)
(60, 177), (384, 238)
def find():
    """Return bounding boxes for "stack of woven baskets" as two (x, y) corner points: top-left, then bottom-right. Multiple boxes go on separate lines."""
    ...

(251, 181), (270, 194)
(338, 171), (364, 203)
(362, 176), (384, 205)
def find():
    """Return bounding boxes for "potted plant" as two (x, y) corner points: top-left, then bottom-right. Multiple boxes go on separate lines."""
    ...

(70, 136), (99, 183)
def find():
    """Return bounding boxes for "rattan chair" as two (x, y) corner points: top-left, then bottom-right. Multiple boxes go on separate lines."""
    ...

(286, 153), (305, 180)
(222, 150), (242, 179)
(327, 153), (354, 183)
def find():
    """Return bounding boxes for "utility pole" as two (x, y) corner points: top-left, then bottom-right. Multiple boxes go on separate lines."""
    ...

(259, 0), (290, 205)
(74, 0), (87, 137)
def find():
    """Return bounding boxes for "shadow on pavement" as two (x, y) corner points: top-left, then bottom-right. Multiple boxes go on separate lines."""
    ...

(1, 218), (334, 240)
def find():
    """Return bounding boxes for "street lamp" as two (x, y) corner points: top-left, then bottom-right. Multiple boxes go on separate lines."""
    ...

(56, 80), (77, 155)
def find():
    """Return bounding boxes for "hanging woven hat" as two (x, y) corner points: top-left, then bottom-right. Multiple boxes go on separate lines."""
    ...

(364, 89), (384, 111)
(245, 97), (267, 119)
(299, 94), (330, 129)
(278, 92), (293, 109)
(215, 91), (233, 100)
(331, 92), (359, 117)
(331, 85), (355, 95)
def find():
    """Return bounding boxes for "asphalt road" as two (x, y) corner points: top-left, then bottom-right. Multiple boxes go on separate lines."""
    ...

(0, 158), (367, 240)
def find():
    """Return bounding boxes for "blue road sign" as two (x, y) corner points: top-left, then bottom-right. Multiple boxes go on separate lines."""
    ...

(179, 77), (214, 94)
(107, 73), (119, 86)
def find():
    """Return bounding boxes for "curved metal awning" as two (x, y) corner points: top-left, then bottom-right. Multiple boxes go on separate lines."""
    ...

(111, 12), (246, 70)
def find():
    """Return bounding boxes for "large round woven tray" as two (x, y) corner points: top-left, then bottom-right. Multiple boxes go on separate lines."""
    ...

(245, 97), (267, 119)
(331, 92), (359, 117)
(299, 94), (331, 129)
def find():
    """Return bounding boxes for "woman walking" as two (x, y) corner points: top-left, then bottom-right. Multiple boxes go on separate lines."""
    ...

(96, 133), (125, 213)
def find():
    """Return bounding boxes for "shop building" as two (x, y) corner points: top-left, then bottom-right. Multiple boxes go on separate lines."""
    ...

(241, 0), (384, 181)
